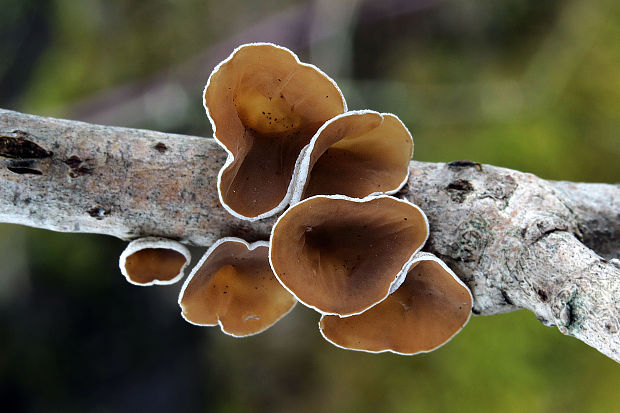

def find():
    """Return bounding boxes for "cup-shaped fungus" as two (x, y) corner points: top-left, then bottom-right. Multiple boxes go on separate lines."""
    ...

(119, 237), (191, 286)
(204, 43), (346, 220)
(290, 110), (413, 204)
(319, 252), (473, 355)
(270, 195), (429, 316)
(178, 237), (296, 337)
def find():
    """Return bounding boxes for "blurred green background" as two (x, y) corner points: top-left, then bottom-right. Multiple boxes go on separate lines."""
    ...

(1, 0), (618, 412)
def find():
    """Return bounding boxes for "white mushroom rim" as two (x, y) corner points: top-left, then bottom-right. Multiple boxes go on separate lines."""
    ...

(203, 42), (348, 221)
(177, 236), (297, 338)
(119, 237), (191, 287)
(289, 110), (414, 205)
(269, 194), (430, 317)
(318, 252), (473, 355)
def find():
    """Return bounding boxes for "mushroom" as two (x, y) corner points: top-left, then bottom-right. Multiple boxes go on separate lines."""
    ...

(119, 237), (191, 286)
(269, 195), (429, 317)
(204, 42), (347, 220)
(178, 237), (296, 337)
(290, 110), (413, 204)
(319, 252), (473, 355)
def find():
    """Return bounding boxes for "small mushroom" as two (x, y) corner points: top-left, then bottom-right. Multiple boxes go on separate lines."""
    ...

(119, 237), (191, 286)
(269, 195), (429, 316)
(204, 43), (347, 220)
(290, 110), (413, 203)
(319, 252), (473, 355)
(178, 237), (296, 337)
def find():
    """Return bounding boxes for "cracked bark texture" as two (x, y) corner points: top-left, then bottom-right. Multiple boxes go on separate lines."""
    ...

(1, 109), (618, 362)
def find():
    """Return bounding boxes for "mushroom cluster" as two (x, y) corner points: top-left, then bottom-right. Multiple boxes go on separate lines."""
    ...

(117, 42), (473, 355)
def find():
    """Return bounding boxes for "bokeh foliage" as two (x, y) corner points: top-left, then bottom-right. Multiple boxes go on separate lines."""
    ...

(1, 0), (618, 412)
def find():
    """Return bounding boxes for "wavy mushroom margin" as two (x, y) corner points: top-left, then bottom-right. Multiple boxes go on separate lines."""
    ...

(203, 42), (348, 221)
(119, 237), (191, 287)
(269, 194), (430, 317)
(319, 252), (473, 355)
(178, 237), (297, 338)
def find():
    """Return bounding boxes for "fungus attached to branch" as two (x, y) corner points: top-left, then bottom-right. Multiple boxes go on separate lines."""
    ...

(290, 110), (413, 203)
(119, 237), (191, 286)
(178, 237), (296, 337)
(269, 195), (429, 317)
(204, 43), (346, 220)
(319, 252), (473, 354)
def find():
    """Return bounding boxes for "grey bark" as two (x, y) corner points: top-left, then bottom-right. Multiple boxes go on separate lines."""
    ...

(1, 109), (618, 362)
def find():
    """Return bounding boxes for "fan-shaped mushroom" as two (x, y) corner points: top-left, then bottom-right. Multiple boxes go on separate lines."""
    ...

(119, 237), (191, 286)
(290, 110), (413, 204)
(178, 237), (296, 337)
(319, 252), (473, 354)
(269, 195), (429, 317)
(204, 43), (346, 220)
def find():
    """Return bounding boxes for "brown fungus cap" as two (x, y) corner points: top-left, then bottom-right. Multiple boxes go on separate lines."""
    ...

(290, 110), (413, 203)
(204, 43), (346, 220)
(119, 237), (191, 286)
(178, 237), (296, 337)
(269, 195), (429, 316)
(319, 252), (473, 355)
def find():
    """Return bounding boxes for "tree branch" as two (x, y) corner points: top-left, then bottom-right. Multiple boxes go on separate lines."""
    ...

(1, 108), (618, 362)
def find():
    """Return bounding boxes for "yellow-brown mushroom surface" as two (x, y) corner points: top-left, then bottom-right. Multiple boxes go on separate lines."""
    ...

(119, 237), (191, 286)
(292, 111), (413, 202)
(179, 238), (296, 337)
(319, 254), (473, 354)
(204, 43), (346, 219)
(270, 195), (429, 316)
(125, 249), (186, 284)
